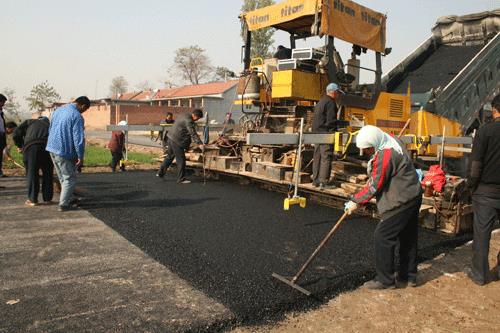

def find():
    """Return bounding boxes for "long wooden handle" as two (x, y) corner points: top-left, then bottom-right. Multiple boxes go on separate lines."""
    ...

(292, 211), (349, 282)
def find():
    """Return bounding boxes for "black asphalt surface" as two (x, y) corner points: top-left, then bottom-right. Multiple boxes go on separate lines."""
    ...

(77, 171), (470, 330)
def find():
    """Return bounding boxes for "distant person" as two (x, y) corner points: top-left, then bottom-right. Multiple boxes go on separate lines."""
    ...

(311, 83), (340, 189)
(344, 125), (422, 289)
(46, 96), (90, 212)
(160, 112), (175, 153)
(1, 120), (18, 177)
(13, 116), (53, 206)
(222, 113), (235, 135)
(108, 120), (127, 172)
(467, 94), (500, 286)
(0, 93), (11, 177)
(274, 45), (292, 60)
(156, 109), (204, 183)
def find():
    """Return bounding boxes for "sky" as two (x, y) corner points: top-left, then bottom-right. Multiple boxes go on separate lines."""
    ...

(0, 0), (498, 116)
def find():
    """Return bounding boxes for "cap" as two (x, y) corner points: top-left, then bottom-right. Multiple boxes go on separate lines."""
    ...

(118, 120), (128, 126)
(326, 83), (339, 93)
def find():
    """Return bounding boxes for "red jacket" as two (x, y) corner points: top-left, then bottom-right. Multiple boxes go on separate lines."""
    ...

(108, 131), (125, 153)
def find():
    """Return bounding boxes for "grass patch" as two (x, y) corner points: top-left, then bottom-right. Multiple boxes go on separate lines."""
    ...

(84, 144), (157, 167)
(3, 143), (156, 169)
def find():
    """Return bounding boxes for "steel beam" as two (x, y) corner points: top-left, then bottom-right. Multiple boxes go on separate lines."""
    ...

(246, 133), (336, 145)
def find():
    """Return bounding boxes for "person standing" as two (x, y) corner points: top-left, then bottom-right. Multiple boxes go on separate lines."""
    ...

(156, 109), (204, 183)
(46, 96), (90, 211)
(160, 112), (175, 153)
(344, 125), (422, 289)
(12, 117), (53, 205)
(108, 120), (127, 172)
(467, 94), (500, 286)
(312, 83), (340, 189)
(0, 93), (9, 177)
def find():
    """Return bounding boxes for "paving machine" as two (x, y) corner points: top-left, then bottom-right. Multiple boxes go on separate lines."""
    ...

(237, 0), (412, 138)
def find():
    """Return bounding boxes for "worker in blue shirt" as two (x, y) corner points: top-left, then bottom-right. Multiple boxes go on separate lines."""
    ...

(46, 96), (90, 211)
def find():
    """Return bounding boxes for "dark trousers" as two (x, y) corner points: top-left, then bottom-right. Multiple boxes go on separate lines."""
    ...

(374, 197), (421, 285)
(159, 139), (186, 182)
(472, 193), (500, 283)
(0, 135), (5, 174)
(23, 144), (53, 203)
(312, 144), (333, 184)
(110, 151), (124, 171)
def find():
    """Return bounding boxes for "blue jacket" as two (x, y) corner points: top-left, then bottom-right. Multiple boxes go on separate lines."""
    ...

(46, 103), (85, 160)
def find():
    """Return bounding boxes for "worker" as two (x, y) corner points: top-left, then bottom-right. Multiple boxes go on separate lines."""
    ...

(222, 113), (235, 136)
(46, 96), (90, 212)
(0, 94), (14, 177)
(312, 83), (340, 190)
(108, 120), (127, 172)
(273, 45), (292, 60)
(467, 94), (500, 286)
(1, 121), (18, 178)
(344, 125), (422, 289)
(160, 112), (175, 153)
(156, 109), (204, 184)
(12, 116), (53, 206)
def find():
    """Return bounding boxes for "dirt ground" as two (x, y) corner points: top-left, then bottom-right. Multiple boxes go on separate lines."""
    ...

(231, 231), (500, 333)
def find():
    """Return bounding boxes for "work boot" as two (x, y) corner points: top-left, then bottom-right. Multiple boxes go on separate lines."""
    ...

(319, 183), (336, 190)
(396, 275), (417, 288)
(362, 279), (395, 290)
(466, 269), (486, 286)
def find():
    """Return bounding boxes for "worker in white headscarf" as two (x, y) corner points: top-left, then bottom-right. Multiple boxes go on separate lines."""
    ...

(345, 125), (422, 289)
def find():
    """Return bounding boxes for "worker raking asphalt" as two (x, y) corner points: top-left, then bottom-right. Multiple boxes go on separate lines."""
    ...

(77, 171), (470, 328)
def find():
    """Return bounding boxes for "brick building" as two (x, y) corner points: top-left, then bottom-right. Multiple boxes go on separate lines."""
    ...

(37, 80), (239, 130)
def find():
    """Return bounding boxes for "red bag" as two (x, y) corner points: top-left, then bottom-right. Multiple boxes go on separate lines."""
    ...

(421, 165), (446, 193)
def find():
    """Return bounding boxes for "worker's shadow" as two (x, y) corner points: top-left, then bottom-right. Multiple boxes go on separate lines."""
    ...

(410, 241), (473, 286)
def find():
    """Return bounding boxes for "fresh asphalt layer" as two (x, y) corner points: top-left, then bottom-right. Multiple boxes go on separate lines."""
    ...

(76, 170), (470, 329)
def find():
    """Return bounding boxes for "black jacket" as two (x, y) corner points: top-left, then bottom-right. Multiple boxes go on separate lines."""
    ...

(166, 112), (202, 149)
(468, 117), (500, 194)
(312, 95), (338, 133)
(0, 111), (6, 148)
(13, 117), (50, 152)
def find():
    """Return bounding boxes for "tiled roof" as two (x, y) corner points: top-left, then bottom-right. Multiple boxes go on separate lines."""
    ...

(155, 80), (238, 100)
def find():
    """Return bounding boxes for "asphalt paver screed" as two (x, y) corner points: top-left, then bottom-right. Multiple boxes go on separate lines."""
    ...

(76, 171), (470, 328)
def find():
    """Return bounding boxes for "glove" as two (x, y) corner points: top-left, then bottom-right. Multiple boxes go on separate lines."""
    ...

(344, 200), (358, 215)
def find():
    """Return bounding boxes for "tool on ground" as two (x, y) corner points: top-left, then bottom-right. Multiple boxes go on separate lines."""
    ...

(284, 117), (306, 210)
(272, 211), (349, 296)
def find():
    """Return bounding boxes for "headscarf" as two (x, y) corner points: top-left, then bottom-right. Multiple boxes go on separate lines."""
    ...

(355, 125), (403, 155)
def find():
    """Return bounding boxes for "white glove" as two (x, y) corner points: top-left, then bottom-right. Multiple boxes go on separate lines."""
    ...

(344, 201), (358, 215)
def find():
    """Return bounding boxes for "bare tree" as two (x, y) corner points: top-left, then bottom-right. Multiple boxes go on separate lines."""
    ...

(1, 88), (22, 122)
(241, 0), (275, 58)
(26, 81), (61, 115)
(213, 67), (236, 82)
(109, 76), (129, 97)
(172, 45), (213, 85)
(135, 80), (153, 91)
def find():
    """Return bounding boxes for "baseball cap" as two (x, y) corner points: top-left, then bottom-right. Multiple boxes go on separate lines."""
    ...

(326, 83), (340, 93)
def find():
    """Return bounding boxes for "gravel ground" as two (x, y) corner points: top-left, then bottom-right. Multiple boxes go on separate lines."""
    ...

(77, 171), (470, 330)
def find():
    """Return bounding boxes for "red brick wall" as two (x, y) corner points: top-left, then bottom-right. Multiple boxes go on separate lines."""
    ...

(83, 104), (113, 130)
(115, 105), (194, 125)
(81, 104), (194, 130)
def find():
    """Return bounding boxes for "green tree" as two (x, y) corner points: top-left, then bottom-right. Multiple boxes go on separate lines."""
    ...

(1, 88), (22, 122)
(26, 81), (61, 113)
(109, 76), (129, 97)
(173, 45), (213, 85)
(213, 66), (236, 81)
(241, 0), (275, 58)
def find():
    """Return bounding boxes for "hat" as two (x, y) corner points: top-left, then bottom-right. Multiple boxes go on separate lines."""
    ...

(326, 83), (340, 93)
(118, 120), (127, 126)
